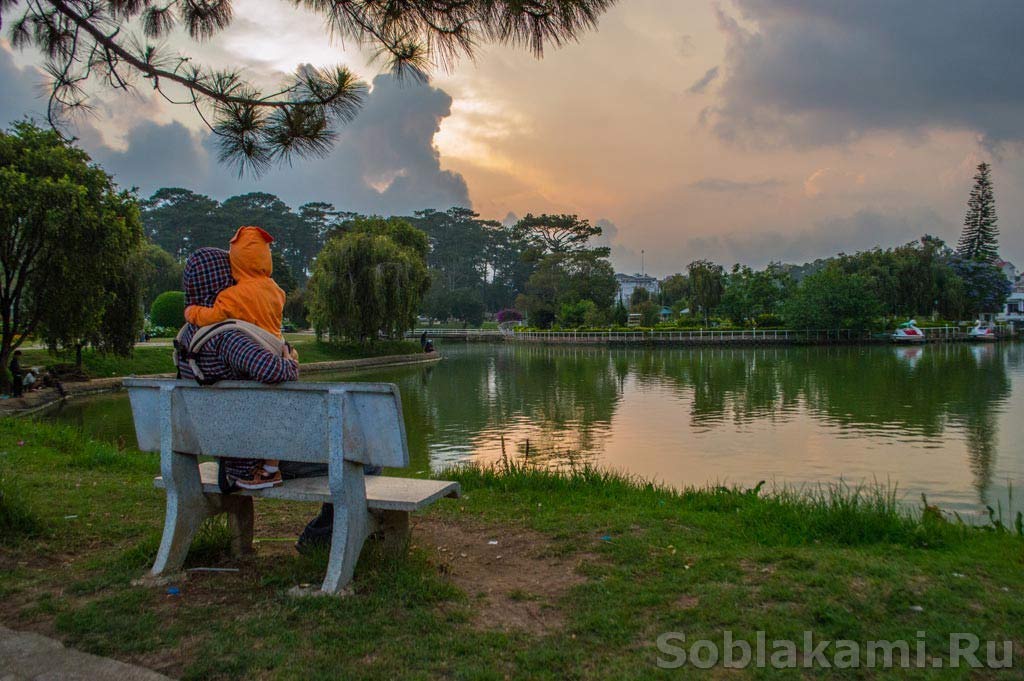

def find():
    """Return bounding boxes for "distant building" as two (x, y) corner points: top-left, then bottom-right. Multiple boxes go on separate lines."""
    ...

(616, 273), (659, 304)
(994, 258), (1017, 283)
(995, 260), (1024, 326)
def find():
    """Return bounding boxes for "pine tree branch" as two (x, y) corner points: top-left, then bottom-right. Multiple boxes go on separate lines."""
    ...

(46, 0), (340, 109)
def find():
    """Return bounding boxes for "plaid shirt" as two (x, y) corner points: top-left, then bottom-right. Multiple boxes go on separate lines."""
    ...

(176, 324), (298, 384)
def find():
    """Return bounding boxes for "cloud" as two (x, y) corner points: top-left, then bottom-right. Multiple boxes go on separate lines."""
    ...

(707, 0), (1024, 149)
(194, 74), (471, 214)
(93, 121), (214, 191)
(689, 177), (783, 193)
(675, 34), (697, 59)
(0, 47), (50, 127)
(1, 49), (469, 215)
(687, 66), (719, 95)
(684, 208), (950, 267)
(593, 218), (642, 274)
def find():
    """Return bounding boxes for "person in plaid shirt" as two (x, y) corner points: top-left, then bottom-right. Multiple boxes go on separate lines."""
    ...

(176, 247), (375, 553)
(177, 248), (298, 486)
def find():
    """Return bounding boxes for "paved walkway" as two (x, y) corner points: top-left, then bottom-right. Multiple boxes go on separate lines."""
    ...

(0, 626), (172, 680)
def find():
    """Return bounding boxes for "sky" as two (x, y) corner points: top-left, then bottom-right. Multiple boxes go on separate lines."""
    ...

(3, 0), (1024, 276)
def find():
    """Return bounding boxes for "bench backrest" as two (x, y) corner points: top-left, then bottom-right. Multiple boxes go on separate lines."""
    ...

(123, 378), (409, 468)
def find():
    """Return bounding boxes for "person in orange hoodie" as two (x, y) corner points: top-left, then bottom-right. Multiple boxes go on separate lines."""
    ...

(184, 225), (289, 489)
(185, 226), (286, 338)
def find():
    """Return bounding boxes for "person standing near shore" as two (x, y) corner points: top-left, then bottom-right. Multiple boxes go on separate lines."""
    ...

(8, 350), (23, 398)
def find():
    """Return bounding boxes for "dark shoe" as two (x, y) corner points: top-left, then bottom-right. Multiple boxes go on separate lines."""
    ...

(295, 523), (332, 555)
(295, 503), (334, 555)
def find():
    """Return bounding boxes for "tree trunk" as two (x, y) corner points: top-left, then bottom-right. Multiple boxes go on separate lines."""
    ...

(0, 346), (9, 394)
(76, 343), (84, 369)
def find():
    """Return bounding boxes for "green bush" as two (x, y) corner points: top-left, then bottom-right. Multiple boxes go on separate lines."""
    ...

(284, 289), (309, 329)
(675, 316), (704, 329)
(149, 291), (185, 329)
(147, 326), (177, 338)
(754, 313), (784, 328)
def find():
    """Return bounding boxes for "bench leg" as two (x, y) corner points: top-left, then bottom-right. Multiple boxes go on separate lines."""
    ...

(152, 452), (212, 576)
(322, 461), (369, 594)
(222, 495), (255, 557)
(372, 510), (410, 551)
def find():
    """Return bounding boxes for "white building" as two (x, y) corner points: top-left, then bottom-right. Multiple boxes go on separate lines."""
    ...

(615, 273), (660, 304)
(995, 259), (1017, 283)
(995, 259), (1024, 326)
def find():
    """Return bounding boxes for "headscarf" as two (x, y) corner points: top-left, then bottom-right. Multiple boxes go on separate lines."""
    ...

(182, 247), (234, 307)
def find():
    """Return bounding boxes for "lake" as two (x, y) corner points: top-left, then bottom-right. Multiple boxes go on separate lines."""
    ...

(45, 341), (1024, 518)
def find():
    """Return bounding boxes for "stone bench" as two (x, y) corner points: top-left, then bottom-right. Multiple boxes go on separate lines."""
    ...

(125, 378), (460, 594)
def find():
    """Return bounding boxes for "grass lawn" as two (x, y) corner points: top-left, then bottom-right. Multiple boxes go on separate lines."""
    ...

(16, 339), (421, 379)
(1, 419), (1023, 679)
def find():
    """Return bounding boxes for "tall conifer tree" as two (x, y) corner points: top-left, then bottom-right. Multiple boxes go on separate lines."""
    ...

(957, 163), (999, 262)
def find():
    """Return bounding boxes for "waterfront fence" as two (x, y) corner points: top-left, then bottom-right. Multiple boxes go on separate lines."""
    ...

(408, 325), (1012, 345)
(510, 324), (1012, 344)
(406, 328), (504, 339)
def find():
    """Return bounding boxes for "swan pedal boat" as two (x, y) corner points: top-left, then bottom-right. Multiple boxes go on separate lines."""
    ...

(892, 320), (926, 344)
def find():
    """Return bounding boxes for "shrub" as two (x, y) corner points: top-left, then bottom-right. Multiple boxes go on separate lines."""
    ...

(636, 300), (660, 327)
(147, 326), (177, 338)
(754, 313), (784, 328)
(675, 316), (704, 329)
(582, 304), (610, 328)
(284, 289), (309, 328)
(150, 290), (185, 328)
(558, 300), (596, 327)
(496, 308), (522, 323)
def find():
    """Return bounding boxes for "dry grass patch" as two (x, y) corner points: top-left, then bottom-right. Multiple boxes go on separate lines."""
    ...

(411, 515), (592, 634)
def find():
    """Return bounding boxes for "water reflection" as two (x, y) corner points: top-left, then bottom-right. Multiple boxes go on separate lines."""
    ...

(374, 343), (1019, 513)
(42, 342), (1023, 515)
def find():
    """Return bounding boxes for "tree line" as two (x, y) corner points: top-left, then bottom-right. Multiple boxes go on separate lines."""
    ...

(137, 161), (1012, 336)
(139, 192), (619, 332)
(657, 235), (1010, 333)
(641, 163), (1010, 331)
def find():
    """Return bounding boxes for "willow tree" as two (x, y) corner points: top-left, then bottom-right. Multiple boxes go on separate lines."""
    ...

(4, 0), (617, 175)
(307, 217), (429, 342)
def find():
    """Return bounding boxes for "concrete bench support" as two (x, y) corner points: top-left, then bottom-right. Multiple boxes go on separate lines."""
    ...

(127, 378), (459, 594)
(153, 462), (458, 567)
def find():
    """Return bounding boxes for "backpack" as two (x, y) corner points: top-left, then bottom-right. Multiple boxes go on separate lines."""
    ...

(174, 320), (289, 385)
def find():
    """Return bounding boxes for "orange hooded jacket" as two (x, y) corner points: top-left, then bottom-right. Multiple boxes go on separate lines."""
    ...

(184, 226), (286, 338)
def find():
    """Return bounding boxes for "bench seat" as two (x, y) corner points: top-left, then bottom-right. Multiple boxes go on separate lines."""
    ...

(155, 462), (460, 510)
